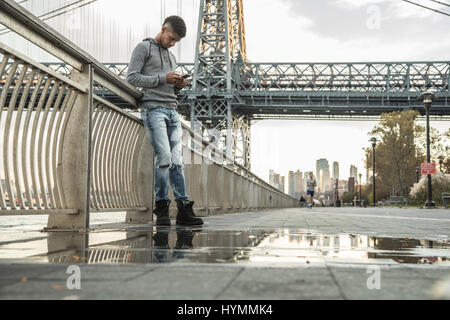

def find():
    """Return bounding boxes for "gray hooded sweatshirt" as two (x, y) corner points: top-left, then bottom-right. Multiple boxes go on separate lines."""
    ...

(126, 38), (178, 110)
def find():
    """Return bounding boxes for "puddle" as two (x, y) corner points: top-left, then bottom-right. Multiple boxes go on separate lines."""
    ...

(14, 227), (449, 266)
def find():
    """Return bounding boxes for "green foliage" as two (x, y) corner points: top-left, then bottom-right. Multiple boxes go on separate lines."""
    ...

(366, 111), (442, 200)
(342, 192), (355, 204)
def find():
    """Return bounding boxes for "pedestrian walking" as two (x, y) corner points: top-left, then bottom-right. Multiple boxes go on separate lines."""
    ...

(306, 172), (317, 209)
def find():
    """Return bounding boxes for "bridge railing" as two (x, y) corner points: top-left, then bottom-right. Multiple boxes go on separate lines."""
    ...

(0, 42), (85, 215)
(0, 0), (298, 230)
(90, 95), (147, 213)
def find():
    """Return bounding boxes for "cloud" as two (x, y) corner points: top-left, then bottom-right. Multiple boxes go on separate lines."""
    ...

(243, 0), (450, 61)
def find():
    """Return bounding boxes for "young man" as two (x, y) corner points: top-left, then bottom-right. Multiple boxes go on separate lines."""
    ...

(126, 16), (203, 227)
(306, 172), (317, 209)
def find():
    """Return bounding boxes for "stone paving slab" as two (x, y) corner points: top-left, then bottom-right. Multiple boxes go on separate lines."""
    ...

(0, 263), (448, 300)
(0, 207), (449, 300)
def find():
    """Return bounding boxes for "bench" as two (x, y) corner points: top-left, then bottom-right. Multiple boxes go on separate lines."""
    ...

(443, 193), (450, 209)
(378, 196), (408, 206)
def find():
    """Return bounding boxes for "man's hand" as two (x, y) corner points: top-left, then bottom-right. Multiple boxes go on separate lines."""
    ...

(175, 78), (190, 89)
(166, 73), (183, 85)
(166, 73), (190, 89)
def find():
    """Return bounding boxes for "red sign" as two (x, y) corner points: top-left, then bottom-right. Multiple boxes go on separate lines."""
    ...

(421, 162), (436, 175)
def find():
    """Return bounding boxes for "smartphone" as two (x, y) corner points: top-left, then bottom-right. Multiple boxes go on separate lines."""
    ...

(182, 74), (191, 79)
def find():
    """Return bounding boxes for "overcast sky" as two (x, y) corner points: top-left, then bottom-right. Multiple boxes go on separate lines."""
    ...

(3, 0), (450, 187)
(244, 0), (450, 62)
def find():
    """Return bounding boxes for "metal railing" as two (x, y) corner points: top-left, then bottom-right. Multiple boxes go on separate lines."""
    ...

(90, 96), (146, 212)
(0, 42), (84, 215)
(0, 0), (298, 230)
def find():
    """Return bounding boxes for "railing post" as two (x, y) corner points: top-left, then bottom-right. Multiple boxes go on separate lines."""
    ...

(126, 136), (154, 223)
(201, 161), (209, 216)
(47, 64), (93, 231)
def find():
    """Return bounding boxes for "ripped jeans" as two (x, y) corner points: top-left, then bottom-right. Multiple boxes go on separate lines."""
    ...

(141, 106), (190, 202)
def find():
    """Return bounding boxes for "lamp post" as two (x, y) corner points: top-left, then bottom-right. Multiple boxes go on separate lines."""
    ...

(438, 155), (444, 173)
(358, 173), (362, 207)
(419, 90), (436, 209)
(370, 137), (377, 206)
(415, 167), (420, 183)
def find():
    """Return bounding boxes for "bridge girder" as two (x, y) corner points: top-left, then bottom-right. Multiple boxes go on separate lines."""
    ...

(189, 0), (251, 169)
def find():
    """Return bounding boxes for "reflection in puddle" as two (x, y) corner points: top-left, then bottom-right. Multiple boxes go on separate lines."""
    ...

(26, 227), (450, 266)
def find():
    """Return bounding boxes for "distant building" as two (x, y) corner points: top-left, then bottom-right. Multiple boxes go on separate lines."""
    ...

(269, 169), (285, 193)
(288, 171), (295, 197)
(280, 176), (285, 193)
(316, 158), (331, 192)
(293, 170), (304, 198)
(332, 161), (339, 180)
(338, 179), (348, 195)
(348, 177), (355, 193)
(269, 170), (276, 186)
(288, 170), (304, 198)
(350, 165), (358, 178)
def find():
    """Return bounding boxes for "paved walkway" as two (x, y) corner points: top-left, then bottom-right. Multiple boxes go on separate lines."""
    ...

(0, 207), (449, 300)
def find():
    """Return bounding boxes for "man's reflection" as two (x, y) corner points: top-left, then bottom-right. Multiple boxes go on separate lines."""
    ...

(152, 228), (201, 262)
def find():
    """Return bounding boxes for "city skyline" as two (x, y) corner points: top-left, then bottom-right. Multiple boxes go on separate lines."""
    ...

(252, 119), (448, 188)
(266, 156), (366, 188)
(270, 158), (361, 195)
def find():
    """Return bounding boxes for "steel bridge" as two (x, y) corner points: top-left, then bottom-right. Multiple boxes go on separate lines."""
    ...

(186, 0), (449, 169)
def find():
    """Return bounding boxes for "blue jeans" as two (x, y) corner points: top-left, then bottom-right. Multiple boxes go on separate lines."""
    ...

(141, 107), (190, 202)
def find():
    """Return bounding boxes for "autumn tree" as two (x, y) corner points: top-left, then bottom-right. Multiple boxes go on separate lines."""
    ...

(416, 127), (450, 174)
(365, 111), (425, 198)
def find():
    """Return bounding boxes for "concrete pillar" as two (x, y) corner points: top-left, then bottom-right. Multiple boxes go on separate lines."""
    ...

(47, 64), (93, 231)
(221, 166), (230, 212)
(184, 161), (208, 217)
(126, 136), (154, 223)
(234, 174), (243, 209)
(207, 163), (221, 215)
(224, 166), (234, 212)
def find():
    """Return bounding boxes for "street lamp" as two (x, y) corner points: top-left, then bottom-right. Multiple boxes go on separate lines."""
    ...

(415, 167), (420, 183)
(370, 137), (377, 206)
(419, 89), (436, 209)
(358, 173), (362, 207)
(438, 155), (444, 172)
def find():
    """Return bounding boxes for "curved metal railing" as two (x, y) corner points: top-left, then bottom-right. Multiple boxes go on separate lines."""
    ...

(0, 43), (84, 214)
(90, 96), (146, 212)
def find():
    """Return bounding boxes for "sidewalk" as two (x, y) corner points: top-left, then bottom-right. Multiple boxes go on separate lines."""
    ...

(0, 207), (449, 300)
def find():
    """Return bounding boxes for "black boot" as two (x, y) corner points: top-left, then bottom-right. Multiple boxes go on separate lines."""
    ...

(153, 200), (171, 226)
(175, 230), (195, 249)
(176, 201), (204, 226)
(153, 231), (169, 249)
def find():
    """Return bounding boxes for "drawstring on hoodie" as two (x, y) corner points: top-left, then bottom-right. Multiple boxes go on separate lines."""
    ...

(145, 38), (173, 69)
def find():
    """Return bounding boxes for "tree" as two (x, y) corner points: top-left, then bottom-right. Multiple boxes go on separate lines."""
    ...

(365, 111), (425, 198)
(410, 173), (450, 206)
(416, 127), (450, 173)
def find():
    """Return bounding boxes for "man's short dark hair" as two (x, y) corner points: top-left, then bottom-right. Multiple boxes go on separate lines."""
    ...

(164, 16), (186, 38)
